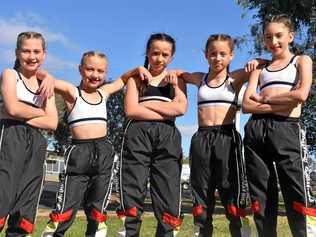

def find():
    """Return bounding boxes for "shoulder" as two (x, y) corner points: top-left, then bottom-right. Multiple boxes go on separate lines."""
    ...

(2, 68), (17, 78)
(97, 88), (109, 99)
(1, 69), (18, 84)
(296, 55), (312, 65)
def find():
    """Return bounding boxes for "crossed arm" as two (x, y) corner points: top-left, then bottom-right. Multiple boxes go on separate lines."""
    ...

(124, 76), (187, 120)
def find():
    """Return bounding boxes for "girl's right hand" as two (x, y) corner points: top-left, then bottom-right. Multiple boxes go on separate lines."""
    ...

(36, 69), (55, 99)
(136, 66), (152, 83)
(244, 58), (267, 72)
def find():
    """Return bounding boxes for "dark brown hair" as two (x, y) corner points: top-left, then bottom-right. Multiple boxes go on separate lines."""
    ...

(144, 33), (176, 69)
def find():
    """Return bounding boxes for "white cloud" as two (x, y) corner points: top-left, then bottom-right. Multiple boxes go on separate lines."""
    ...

(44, 54), (77, 72)
(0, 13), (79, 72)
(0, 13), (77, 49)
(177, 124), (198, 137)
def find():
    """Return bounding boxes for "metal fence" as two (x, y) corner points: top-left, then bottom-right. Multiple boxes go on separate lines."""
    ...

(45, 156), (64, 174)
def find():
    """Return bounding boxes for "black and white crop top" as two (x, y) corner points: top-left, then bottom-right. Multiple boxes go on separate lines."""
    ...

(139, 83), (174, 103)
(197, 73), (237, 108)
(66, 87), (108, 128)
(259, 55), (299, 91)
(0, 70), (44, 118)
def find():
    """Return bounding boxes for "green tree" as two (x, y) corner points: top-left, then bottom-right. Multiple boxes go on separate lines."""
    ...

(236, 0), (316, 153)
(53, 94), (70, 154)
(106, 88), (126, 154)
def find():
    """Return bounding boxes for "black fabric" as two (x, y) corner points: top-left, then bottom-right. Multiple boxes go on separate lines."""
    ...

(120, 120), (182, 237)
(190, 124), (247, 237)
(50, 137), (115, 237)
(0, 119), (46, 236)
(244, 116), (315, 237)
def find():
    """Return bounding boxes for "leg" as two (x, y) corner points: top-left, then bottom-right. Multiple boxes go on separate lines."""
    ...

(273, 122), (315, 237)
(0, 122), (32, 234)
(119, 122), (152, 237)
(189, 128), (215, 237)
(84, 140), (115, 237)
(244, 119), (278, 237)
(215, 129), (246, 237)
(150, 126), (182, 237)
(6, 127), (47, 237)
(42, 144), (89, 237)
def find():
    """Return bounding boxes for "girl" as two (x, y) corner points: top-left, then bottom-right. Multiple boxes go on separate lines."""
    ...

(0, 31), (58, 236)
(242, 14), (313, 237)
(118, 33), (187, 237)
(40, 51), (151, 237)
(176, 34), (252, 237)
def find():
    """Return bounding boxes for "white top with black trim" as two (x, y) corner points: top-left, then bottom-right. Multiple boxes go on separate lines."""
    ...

(139, 83), (174, 103)
(66, 87), (108, 128)
(259, 55), (299, 91)
(198, 73), (237, 108)
(0, 70), (44, 118)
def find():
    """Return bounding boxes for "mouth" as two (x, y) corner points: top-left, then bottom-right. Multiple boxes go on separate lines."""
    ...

(26, 61), (39, 67)
(88, 78), (101, 84)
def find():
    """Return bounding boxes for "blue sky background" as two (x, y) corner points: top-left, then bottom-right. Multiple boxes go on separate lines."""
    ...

(1, 0), (259, 156)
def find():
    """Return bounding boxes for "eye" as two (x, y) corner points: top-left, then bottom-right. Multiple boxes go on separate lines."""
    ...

(34, 50), (42, 54)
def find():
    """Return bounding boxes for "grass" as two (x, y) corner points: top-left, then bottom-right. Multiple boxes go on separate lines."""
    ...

(0, 214), (291, 237)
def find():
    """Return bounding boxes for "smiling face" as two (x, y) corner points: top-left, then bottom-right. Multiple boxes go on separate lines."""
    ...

(205, 40), (234, 73)
(79, 55), (108, 90)
(264, 22), (294, 57)
(15, 38), (46, 73)
(147, 40), (173, 75)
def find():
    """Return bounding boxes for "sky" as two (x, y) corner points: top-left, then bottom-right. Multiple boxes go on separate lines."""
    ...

(0, 0), (259, 156)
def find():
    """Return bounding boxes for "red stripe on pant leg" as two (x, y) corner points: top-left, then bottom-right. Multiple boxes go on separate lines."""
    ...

(91, 208), (107, 222)
(162, 212), (182, 229)
(0, 216), (6, 228)
(251, 201), (260, 214)
(227, 205), (246, 217)
(19, 218), (34, 234)
(192, 205), (204, 217)
(125, 207), (137, 217)
(50, 209), (73, 222)
(293, 201), (316, 217)
(116, 210), (126, 219)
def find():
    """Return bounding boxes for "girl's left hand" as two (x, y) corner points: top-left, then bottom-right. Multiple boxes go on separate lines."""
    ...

(36, 69), (55, 99)
(164, 71), (178, 86)
(250, 94), (270, 104)
(244, 58), (267, 73)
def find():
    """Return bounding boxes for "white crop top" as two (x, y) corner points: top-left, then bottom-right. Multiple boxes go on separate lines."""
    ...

(197, 74), (237, 108)
(66, 87), (108, 128)
(0, 70), (44, 118)
(259, 55), (299, 91)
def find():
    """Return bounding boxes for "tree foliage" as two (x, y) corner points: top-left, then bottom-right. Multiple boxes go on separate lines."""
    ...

(53, 94), (70, 154)
(237, 0), (316, 153)
(106, 88), (126, 154)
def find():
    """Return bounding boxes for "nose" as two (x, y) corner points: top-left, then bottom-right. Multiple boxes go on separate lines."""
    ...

(91, 70), (98, 78)
(157, 54), (164, 62)
(215, 54), (221, 60)
(29, 52), (36, 59)
(271, 36), (278, 45)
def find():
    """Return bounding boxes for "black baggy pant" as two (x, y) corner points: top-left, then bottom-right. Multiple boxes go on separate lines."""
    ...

(244, 114), (316, 237)
(119, 120), (183, 237)
(190, 124), (249, 237)
(47, 137), (115, 237)
(0, 119), (47, 236)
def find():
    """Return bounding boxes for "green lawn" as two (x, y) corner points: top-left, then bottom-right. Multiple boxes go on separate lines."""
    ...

(0, 214), (291, 237)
